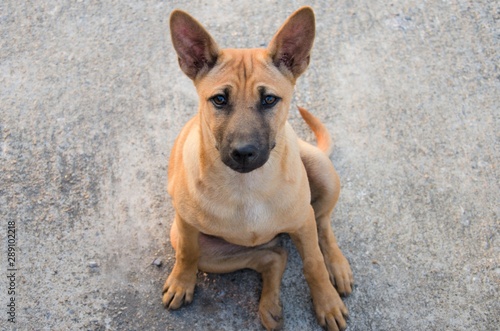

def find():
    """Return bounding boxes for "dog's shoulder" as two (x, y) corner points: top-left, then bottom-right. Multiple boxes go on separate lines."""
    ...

(167, 114), (200, 196)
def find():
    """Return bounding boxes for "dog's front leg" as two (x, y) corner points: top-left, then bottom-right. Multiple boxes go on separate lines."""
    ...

(162, 213), (199, 309)
(290, 207), (348, 331)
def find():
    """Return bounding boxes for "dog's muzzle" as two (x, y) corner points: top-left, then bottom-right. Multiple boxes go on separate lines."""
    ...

(222, 143), (270, 173)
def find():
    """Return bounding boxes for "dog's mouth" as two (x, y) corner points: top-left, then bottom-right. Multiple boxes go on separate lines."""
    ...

(229, 164), (264, 173)
(220, 142), (275, 173)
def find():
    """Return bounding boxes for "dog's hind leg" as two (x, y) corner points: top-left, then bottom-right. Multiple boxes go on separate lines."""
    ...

(197, 234), (287, 331)
(299, 140), (354, 296)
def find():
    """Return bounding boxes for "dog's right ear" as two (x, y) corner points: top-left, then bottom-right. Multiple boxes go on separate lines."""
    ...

(170, 10), (219, 80)
(267, 7), (315, 80)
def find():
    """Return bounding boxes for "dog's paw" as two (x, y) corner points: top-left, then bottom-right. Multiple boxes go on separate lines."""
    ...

(313, 286), (348, 331)
(259, 294), (283, 330)
(325, 252), (354, 296)
(162, 271), (197, 310)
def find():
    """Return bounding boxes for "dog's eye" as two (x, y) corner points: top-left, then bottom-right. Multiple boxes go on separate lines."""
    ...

(211, 95), (227, 108)
(262, 95), (279, 107)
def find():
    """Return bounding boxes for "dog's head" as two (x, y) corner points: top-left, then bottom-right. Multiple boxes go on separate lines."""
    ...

(170, 7), (315, 173)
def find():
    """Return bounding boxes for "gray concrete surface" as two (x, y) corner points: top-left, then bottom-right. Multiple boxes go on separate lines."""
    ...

(1, 1), (498, 330)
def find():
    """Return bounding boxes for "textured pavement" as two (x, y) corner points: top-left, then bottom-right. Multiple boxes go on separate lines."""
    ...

(1, 1), (498, 330)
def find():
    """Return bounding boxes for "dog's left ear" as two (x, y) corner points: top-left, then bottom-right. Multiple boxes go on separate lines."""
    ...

(268, 6), (315, 79)
(170, 10), (220, 80)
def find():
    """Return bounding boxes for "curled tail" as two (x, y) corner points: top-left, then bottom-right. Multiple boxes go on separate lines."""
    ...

(297, 106), (333, 156)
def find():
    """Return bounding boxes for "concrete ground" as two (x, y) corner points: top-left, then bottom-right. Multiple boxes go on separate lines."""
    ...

(1, 0), (498, 330)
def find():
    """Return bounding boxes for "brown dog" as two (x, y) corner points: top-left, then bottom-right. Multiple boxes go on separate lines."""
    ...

(164, 7), (353, 331)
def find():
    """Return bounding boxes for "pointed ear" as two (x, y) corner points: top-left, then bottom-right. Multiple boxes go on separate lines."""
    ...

(267, 7), (315, 79)
(170, 10), (219, 80)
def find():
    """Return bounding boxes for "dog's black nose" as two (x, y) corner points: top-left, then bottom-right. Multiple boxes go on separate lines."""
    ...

(231, 144), (258, 165)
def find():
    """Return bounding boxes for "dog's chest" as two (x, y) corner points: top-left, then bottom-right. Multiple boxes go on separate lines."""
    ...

(236, 198), (272, 227)
(194, 180), (291, 246)
(217, 198), (275, 244)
